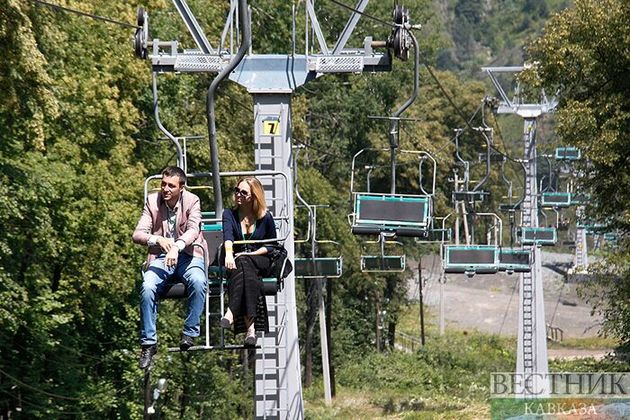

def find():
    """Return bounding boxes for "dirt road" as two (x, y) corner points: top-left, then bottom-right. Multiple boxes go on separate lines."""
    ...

(407, 252), (603, 339)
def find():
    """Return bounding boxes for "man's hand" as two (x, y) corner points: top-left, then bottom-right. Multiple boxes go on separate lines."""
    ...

(157, 237), (175, 253)
(165, 247), (179, 268)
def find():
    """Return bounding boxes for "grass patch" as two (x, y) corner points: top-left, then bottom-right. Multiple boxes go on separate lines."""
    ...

(548, 336), (620, 350)
(304, 302), (628, 418)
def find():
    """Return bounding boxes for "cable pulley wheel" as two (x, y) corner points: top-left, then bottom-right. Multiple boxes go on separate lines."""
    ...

(388, 5), (411, 61)
(137, 7), (145, 27)
(391, 28), (410, 61)
(134, 28), (147, 59)
(393, 4), (405, 25)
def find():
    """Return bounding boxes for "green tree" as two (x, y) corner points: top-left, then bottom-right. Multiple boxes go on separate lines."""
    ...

(526, 0), (630, 347)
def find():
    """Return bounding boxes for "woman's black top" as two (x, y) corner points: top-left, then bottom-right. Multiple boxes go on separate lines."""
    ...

(222, 208), (277, 253)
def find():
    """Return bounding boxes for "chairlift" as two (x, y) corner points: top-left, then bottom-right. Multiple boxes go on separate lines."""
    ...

(349, 148), (436, 238)
(443, 213), (503, 277)
(143, 170), (291, 352)
(450, 128), (494, 204)
(294, 205), (343, 278)
(360, 236), (406, 273)
(350, 39), (434, 239)
(555, 147), (581, 161)
(498, 248), (532, 274)
(293, 148), (343, 279)
(520, 227), (557, 246)
(541, 191), (572, 208)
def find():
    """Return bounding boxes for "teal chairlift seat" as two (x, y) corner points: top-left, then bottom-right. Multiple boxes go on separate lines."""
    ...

(442, 213), (503, 277)
(360, 239), (406, 273)
(498, 248), (532, 274)
(555, 147), (581, 161)
(443, 245), (500, 276)
(295, 257), (343, 278)
(349, 149), (437, 239)
(541, 192), (572, 208)
(352, 193), (431, 237)
(520, 227), (557, 246)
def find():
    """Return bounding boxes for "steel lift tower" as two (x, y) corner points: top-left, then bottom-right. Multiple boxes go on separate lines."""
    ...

(483, 66), (558, 398)
(135, 1), (402, 417)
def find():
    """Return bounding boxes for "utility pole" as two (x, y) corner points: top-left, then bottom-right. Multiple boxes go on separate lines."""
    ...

(417, 260), (425, 345)
(483, 66), (557, 398)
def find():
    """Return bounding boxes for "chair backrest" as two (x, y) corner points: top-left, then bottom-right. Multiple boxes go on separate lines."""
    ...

(444, 245), (499, 274)
(201, 222), (223, 267)
(295, 257), (343, 278)
(355, 194), (429, 227)
(521, 227), (557, 246)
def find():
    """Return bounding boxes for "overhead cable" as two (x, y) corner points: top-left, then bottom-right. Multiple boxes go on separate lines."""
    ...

(28, 0), (138, 29)
(328, 0), (396, 28)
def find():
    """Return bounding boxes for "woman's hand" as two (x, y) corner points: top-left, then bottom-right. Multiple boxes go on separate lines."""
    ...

(225, 252), (236, 270)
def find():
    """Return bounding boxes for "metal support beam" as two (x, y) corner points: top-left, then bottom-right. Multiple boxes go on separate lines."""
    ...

(172, 0), (215, 54)
(332, 0), (369, 54)
(306, 0), (330, 55)
(516, 118), (550, 398)
(253, 94), (303, 419)
(484, 67), (555, 398)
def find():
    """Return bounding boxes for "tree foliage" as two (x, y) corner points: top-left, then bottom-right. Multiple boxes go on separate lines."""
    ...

(526, 0), (630, 346)
(0, 0), (594, 417)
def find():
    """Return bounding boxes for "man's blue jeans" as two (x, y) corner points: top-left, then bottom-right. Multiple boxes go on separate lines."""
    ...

(140, 253), (207, 346)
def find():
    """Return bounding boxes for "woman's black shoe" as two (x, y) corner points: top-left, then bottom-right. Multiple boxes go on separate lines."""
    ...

(180, 334), (194, 351)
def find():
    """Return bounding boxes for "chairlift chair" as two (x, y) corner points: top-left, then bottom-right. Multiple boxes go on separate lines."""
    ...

(541, 192), (572, 208)
(442, 213), (503, 277)
(555, 147), (581, 161)
(498, 248), (532, 274)
(520, 227), (557, 246)
(360, 236), (406, 273)
(349, 148), (436, 238)
(145, 170), (291, 352)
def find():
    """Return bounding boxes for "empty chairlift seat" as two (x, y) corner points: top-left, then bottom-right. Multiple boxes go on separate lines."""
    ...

(555, 147), (581, 161)
(361, 255), (406, 272)
(295, 257), (343, 278)
(443, 245), (499, 276)
(498, 248), (531, 274)
(352, 193), (431, 237)
(520, 227), (557, 246)
(541, 192), (572, 208)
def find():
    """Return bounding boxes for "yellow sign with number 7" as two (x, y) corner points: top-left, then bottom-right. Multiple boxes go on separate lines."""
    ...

(262, 117), (281, 136)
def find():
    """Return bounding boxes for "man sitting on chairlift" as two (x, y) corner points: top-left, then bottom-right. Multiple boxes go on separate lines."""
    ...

(132, 166), (208, 369)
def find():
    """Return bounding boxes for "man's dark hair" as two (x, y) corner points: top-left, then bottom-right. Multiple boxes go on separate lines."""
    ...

(161, 166), (187, 186)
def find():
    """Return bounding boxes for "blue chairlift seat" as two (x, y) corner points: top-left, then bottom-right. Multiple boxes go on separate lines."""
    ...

(520, 227), (557, 246)
(555, 147), (581, 161)
(443, 245), (499, 276)
(541, 192), (572, 208)
(352, 193), (431, 237)
(498, 248), (531, 274)
(295, 257), (342, 278)
(360, 255), (406, 272)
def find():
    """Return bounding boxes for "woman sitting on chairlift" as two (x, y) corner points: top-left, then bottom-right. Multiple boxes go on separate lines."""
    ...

(220, 177), (277, 346)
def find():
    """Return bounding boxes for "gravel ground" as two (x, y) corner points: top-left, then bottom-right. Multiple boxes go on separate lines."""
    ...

(406, 252), (603, 339)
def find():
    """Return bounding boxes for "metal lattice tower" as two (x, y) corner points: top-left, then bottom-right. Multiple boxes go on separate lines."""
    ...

(574, 206), (589, 271)
(483, 66), (557, 398)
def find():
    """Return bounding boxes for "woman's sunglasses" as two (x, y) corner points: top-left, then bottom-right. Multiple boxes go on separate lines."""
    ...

(234, 188), (250, 197)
